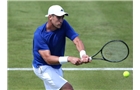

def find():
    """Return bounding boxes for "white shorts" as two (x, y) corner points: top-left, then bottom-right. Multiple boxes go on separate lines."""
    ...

(32, 65), (68, 90)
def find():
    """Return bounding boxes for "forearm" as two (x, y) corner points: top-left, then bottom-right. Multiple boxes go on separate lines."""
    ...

(73, 37), (87, 58)
(73, 37), (85, 52)
(39, 50), (82, 65)
(75, 40), (85, 52)
(43, 55), (81, 65)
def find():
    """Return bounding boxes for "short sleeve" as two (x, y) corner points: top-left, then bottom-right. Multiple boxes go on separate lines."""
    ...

(63, 20), (79, 41)
(33, 33), (49, 50)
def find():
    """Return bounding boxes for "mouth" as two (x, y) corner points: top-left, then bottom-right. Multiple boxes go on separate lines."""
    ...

(58, 24), (62, 27)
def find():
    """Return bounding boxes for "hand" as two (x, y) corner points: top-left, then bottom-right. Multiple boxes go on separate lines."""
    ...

(81, 54), (90, 64)
(67, 56), (82, 65)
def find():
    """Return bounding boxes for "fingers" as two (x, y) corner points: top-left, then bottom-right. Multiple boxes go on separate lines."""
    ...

(68, 56), (90, 66)
(68, 56), (83, 65)
(75, 60), (82, 65)
(81, 55), (91, 64)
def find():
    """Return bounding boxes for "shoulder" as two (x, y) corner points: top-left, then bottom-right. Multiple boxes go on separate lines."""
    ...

(63, 19), (69, 25)
(33, 23), (46, 39)
(34, 23), (46, 34)
(36, 23), (46, 31)
(61, 19), (72, 29)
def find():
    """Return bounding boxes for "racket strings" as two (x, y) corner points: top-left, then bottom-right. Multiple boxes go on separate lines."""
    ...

(102, 41), (128, 61)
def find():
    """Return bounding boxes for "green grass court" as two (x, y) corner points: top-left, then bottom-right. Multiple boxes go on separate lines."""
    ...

(8, 1), (133, 90)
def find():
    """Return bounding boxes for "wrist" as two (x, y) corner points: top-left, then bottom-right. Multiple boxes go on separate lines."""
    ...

(59, 56), (68, 64)
(80, 50), (86, 58)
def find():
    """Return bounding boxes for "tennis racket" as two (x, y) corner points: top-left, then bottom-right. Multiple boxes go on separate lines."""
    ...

(89, 40), (129, 63)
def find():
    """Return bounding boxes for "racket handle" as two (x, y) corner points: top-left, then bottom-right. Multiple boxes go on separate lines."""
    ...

(89, 57), (92, 61)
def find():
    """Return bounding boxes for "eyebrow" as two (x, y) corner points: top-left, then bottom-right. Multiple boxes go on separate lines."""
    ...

(55, 15), (64, 19)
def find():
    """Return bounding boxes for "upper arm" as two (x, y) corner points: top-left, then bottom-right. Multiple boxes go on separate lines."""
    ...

(33, 33), (49, 50)
(73, 37), (82, 44)
(39, 50), (51, 56)
(38, 50), (60, 65)
(33, 31), (60, 65)
(38, 50), (51, 60)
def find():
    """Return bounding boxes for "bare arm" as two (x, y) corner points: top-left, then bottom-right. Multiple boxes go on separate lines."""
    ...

(38, 50), (82, 65)
(73, 37), (85, 52)
(38, 50), (59, 65)
(73, 37), (90, 63)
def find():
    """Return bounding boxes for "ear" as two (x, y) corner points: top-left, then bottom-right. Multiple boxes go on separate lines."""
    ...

(48, 15), (52, 20)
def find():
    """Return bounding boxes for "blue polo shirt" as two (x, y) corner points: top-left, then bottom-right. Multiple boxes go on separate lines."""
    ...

(32, 20), (79, 69)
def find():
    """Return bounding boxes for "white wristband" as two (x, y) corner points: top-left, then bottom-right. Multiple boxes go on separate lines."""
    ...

(59, 56), (68, 64)
(80, 50), (86, 58)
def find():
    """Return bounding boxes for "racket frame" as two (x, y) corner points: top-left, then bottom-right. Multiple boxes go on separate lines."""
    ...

(90, 40), (129, 63)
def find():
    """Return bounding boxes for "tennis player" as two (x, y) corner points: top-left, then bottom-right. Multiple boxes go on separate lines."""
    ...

(32, 5), (90, 90)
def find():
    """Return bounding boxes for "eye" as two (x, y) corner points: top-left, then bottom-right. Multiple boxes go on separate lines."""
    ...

(56, 16), (61, 19)
(56, 16), (64, 19)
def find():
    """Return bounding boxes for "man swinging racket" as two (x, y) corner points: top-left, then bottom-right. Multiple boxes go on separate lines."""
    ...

(32, 5), (90, 90)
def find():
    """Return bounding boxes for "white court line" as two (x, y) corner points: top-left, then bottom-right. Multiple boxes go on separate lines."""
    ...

(7, 68), (133, 71)
(7, 0), (133, 1)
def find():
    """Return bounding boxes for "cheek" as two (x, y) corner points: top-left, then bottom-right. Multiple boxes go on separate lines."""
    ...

(53, 19), (59, 25)
(52, 18), (57, 23)
(51, 19), (56, 24)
